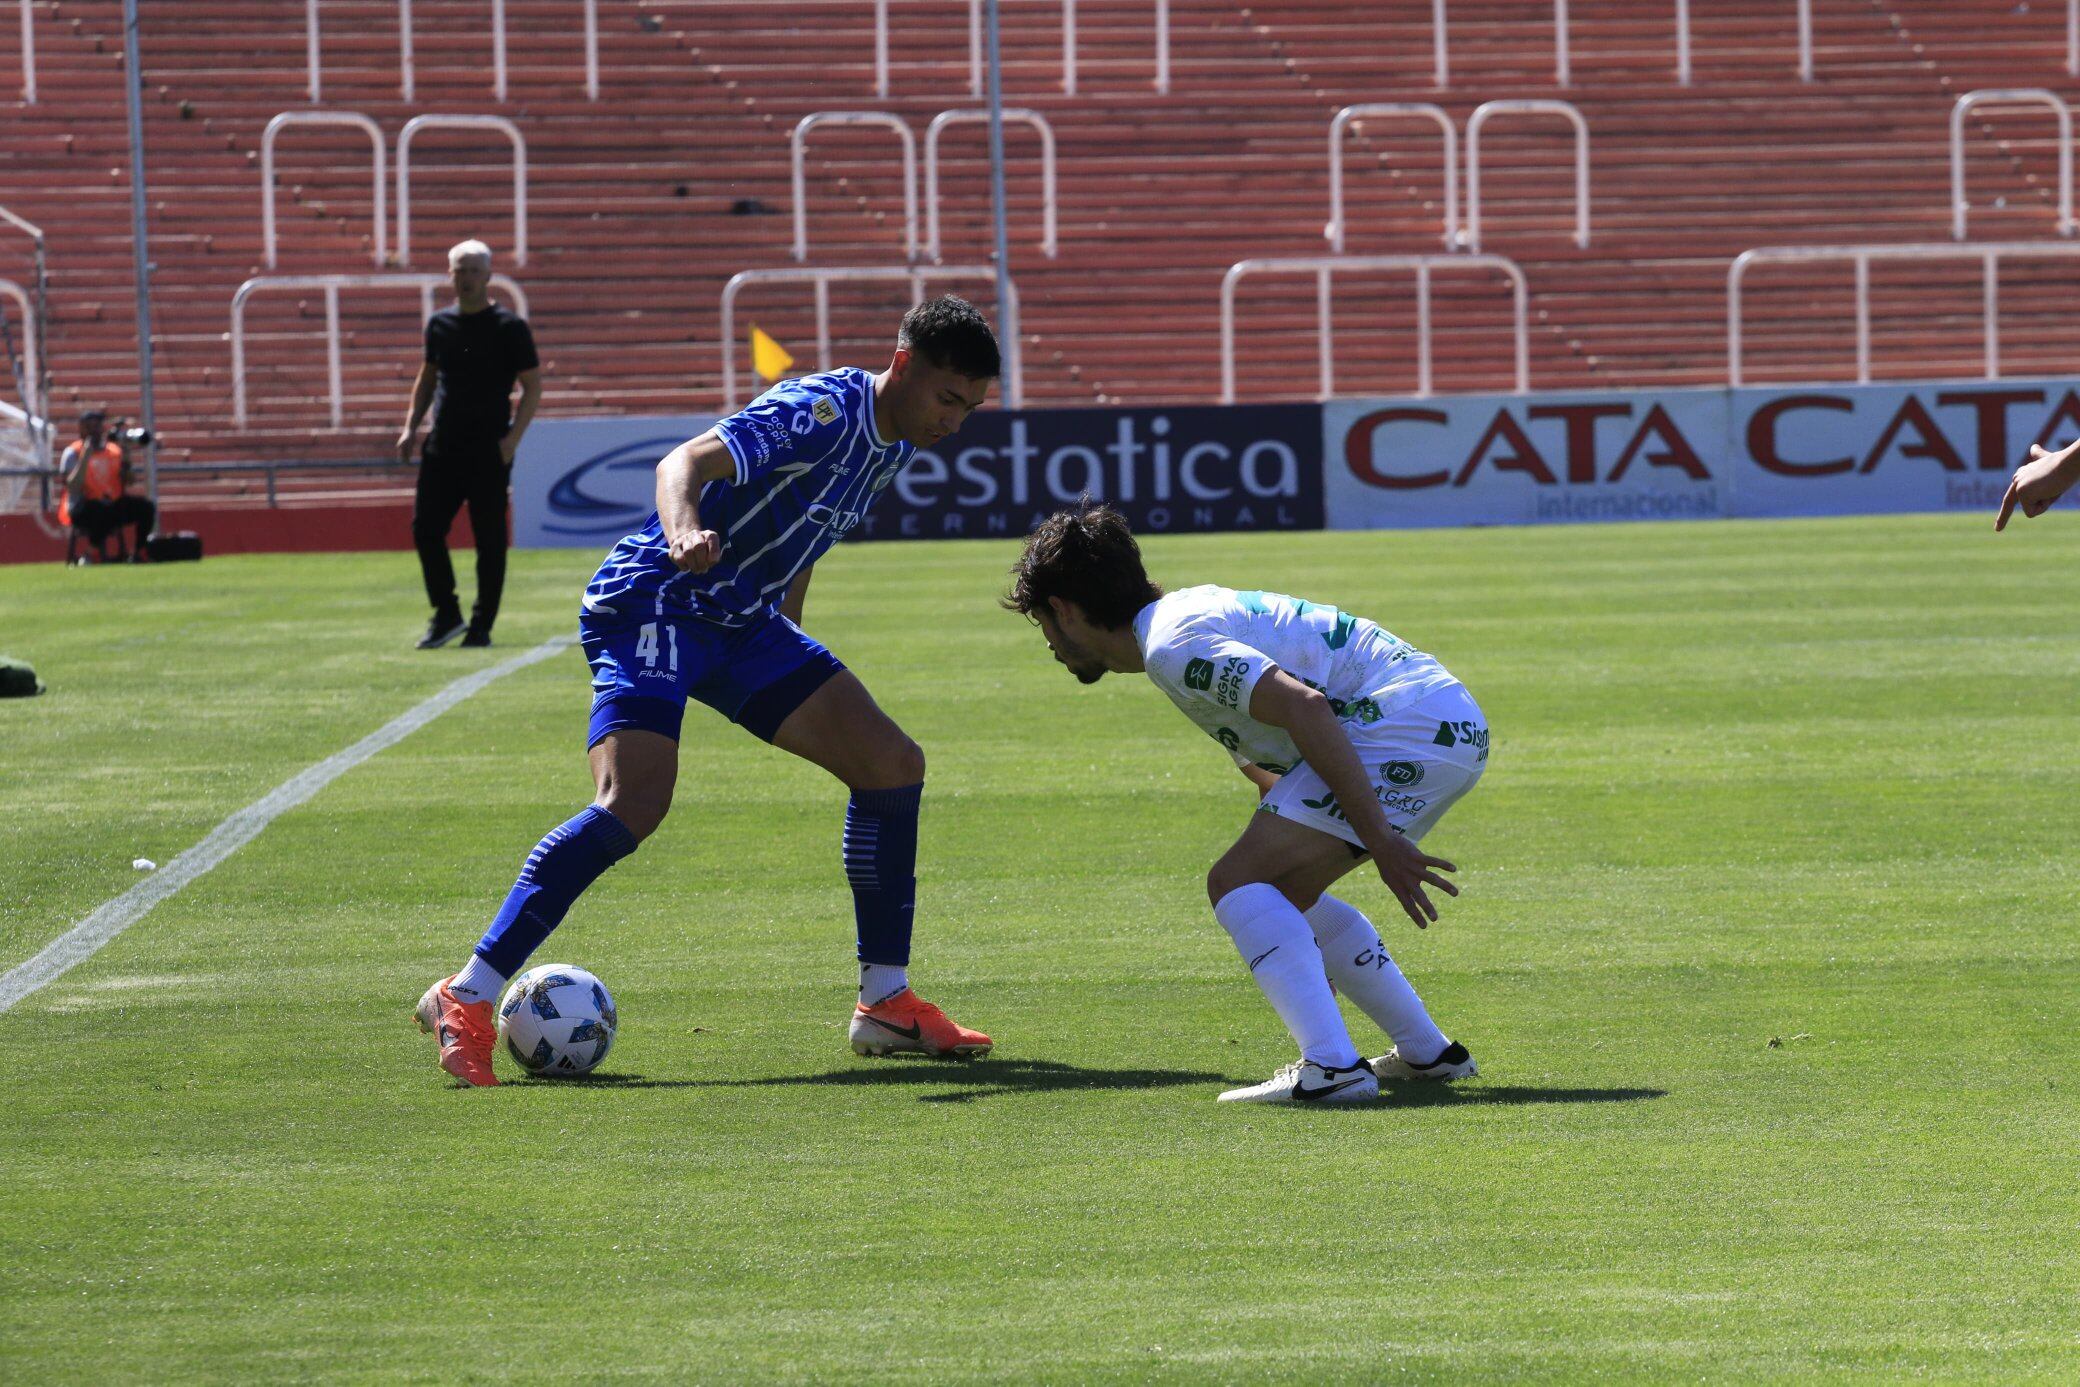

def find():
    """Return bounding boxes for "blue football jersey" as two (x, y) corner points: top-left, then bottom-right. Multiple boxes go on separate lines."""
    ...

(583, 368), (913, 627)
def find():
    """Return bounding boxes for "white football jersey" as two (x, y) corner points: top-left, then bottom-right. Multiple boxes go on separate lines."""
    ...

(1132, 585), (1461, 773)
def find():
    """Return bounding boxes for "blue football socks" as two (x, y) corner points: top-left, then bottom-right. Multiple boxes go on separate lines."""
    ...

(843, 783), (923, 967)
(472, 805), (638, 981)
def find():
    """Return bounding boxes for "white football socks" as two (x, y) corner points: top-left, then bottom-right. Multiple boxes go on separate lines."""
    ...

(1306, 894), (1449, 1064)
(859, 962), (909, 1008)
(1212, 883), (1362, 1069)
(450, 954), (507, 1007)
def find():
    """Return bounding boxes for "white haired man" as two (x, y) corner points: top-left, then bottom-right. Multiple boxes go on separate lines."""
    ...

(397, 239), (542, 648)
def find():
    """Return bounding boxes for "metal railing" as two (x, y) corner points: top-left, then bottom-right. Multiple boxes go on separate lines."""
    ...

(792, 113), (919, 263)
(1428, 1), (1808, 89)
(308, 1), (598, 104)
(1219, 254), (1530, 403)
(261, 111), (386, 268)
(18, 0), (35, 103)
(875, 0), (1169, 98)
(925, 109), (1058, 262)
(0, 205), (50, 425)
(1465, 100), (1590, 252)
(0, 277), (40, 403)
(720, 265), (1023, 410)
(1727, 241), (2080, 386)
(396, 114), (529, 266)
(1951, 90), (2075, 240)
(1326, 103), (1458, 252)
(230, 272), (529, 427)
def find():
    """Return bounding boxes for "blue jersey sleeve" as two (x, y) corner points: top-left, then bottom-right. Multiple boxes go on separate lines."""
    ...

(711, 378), (859, 487)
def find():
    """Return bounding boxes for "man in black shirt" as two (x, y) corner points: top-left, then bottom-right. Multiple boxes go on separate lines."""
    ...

(397, 239), (542, 648)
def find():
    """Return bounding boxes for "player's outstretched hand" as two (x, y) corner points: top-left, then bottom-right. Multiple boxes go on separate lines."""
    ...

(669, 528), (723, 573)
(1372, 829), (1458, 930)
(1996, 444), (2079, 531)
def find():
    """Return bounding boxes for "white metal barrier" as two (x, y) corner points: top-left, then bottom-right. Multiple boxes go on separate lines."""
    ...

(925, 109), (1057, 262)
(1727, 241), (2080, 386)
(792, 113), (919, 263)
(309, 1), (598, 104)
(18, 0), (35, 103)
(720, 265), (1023, 410)
(261, 111), (387, 268)
(230, 272), (529, 427)
(1465, 100), (1590, 252)
(0, 277), (41, 405)
(0, 205), (50, 425)
(1951, 90), (2074, 240)
(875, 0), (1169, 98)
(1219, 254), (1530, 403)
(1326, 104), (1457, 252)
(396, 114), (529, 267)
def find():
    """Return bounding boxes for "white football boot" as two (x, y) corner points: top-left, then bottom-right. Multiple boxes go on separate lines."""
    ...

(1370, 1040), (1478, 1082)
(1218, 1057), (1379, 1104)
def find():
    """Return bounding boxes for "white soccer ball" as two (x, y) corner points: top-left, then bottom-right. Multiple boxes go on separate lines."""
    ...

(496, 964), (618, 1077)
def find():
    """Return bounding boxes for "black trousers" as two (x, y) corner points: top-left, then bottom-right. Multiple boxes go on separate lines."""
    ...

(412, 437), (510, 632)
(73, 495), (156, 554)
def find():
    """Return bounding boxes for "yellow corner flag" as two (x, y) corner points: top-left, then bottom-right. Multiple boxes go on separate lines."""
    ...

(750, 325), (795, 383)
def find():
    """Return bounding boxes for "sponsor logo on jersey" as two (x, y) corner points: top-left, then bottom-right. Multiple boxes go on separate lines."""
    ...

(790, 410), (816, 436)
(811, 396), (840, 425)
(1383, 760), (1424, 787)
(806, 502), (865, 535)
(1214, 655), (1249, 708)
(1213, 726), (1240, 752)
(1183, 658), (1215, 691)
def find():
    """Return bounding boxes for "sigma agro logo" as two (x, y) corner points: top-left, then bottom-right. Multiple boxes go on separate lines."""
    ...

(1382, 760), (1424, 787)
(1214, 655), (1249, 709)
(545, 436), (688, 537)
(1183, 658), (1215, 691)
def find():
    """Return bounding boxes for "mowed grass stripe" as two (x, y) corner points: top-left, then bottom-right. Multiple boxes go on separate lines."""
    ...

(2, 514), (2077, 1382)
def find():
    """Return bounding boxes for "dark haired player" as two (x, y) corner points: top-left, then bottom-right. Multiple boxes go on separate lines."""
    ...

(1005, 503), (1487, 1104)
(417, 297), (1001, 1084)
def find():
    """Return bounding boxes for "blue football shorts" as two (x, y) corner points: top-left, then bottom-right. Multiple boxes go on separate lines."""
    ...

(579, 606), (845, 748)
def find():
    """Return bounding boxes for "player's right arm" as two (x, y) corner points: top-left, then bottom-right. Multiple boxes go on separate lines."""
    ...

(654, 429), (736, 572)
(396, 360), (436, 464)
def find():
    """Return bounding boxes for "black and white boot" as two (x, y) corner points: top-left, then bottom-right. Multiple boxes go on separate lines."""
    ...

(1370, 1040), (1478, 1082)
(1218, 1057), (1380, 1104)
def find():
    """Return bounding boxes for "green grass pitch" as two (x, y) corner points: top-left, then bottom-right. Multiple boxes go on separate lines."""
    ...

(4, 514), (2078, 1381)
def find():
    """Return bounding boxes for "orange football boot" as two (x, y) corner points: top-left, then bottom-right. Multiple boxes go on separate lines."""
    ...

(848, 988), (992, 1058)
(414, 977), (500, 1086)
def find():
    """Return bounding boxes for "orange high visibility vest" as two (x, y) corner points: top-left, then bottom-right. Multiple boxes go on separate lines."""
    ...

(58, 441), (124, 527)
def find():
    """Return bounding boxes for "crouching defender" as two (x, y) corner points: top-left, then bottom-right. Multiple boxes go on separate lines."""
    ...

(1005, 503), (1487, 1104)
(416, 297), (1001, 1084)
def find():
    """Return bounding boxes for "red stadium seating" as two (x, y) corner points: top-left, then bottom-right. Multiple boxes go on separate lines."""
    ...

(2, 0), (2077, 514)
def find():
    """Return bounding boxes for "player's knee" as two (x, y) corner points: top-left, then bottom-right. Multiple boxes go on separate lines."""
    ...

(598, 781), (671, 842)
(1206, 858), (1266, 907)
(857, 732), (925, 788)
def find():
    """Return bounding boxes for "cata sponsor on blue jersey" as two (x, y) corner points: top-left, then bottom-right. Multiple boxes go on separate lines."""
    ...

(581, 368), (912, 626)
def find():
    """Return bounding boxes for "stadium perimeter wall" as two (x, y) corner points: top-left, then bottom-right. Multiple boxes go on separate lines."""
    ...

(4, 376), (2071, 563)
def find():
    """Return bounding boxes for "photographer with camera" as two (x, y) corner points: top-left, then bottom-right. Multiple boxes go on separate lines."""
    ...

(58, 408), (155, 563)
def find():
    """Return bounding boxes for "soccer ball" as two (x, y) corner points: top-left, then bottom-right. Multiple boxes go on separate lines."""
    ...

(496, 964), (618, 1077)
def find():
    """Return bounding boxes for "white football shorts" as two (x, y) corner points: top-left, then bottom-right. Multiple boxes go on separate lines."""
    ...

(1257, 682), (1489, 849)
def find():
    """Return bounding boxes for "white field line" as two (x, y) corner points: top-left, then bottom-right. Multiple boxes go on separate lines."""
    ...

(0, 634), (577, 1014)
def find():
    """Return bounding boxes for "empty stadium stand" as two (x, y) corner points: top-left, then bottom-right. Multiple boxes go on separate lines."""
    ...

(2, 0), (2078, 531)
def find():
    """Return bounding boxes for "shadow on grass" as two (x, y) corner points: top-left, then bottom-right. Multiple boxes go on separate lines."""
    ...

(1374, 1084), (1667, 1109)
(515, 1057), (1230, 1103)
(516, 1066), (1668, 1109)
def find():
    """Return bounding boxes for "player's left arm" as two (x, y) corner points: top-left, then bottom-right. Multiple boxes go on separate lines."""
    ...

(1996, 439), (2080, 530)
(501, 367), (543, 465)
(780, 565), (813, 625)
(1249, 668), (1458, 929)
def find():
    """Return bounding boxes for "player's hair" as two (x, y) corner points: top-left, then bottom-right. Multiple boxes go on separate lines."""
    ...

(448, 239), (493, 270)
(899, 295), (1001, 380)
(1002, 500), (1164, 630)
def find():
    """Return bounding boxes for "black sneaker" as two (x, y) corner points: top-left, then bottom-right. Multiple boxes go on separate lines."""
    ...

(416, 615), (467, 649)
(459, 627), (493, 648)
(1370, 1040), (1478, 1082)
